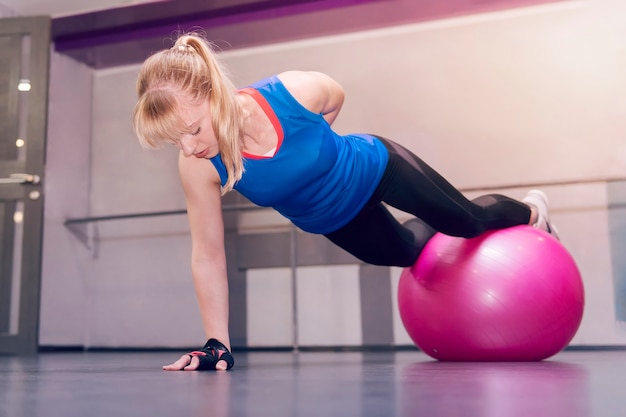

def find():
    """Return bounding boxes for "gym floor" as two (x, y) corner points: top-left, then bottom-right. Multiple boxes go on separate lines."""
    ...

(1, 349), (624, 417)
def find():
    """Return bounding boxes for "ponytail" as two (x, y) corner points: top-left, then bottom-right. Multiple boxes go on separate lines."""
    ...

(133, 33), (244, 194)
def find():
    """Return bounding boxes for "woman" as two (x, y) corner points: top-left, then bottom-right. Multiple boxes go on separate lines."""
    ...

(133, 33), (558, 371)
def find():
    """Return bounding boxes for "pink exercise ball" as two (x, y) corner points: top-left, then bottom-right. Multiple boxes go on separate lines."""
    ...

(398, 225), (584, 361)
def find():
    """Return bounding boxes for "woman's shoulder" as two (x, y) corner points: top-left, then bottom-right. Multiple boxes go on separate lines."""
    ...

(275, 71), (344, 124)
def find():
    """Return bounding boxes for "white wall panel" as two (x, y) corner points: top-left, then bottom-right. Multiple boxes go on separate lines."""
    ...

(247, 267), (294, 347)
(87, 217), (200, 348)
(39, 52), (93, 346)
(390, 267), (413, 346)
(297, 265), (362, 346)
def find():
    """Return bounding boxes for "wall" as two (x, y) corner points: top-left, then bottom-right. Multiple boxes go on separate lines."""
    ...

(0, 3), (14, 17)
(40, 0), (626, 349)
(39, 51), (93, 346)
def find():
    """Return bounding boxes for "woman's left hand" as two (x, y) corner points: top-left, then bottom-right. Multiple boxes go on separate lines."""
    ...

(162, 339), (234, 371)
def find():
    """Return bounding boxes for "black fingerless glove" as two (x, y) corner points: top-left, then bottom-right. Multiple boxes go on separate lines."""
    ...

(188, 338), (235, 371)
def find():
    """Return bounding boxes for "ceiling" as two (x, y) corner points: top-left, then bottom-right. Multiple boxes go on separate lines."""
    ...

(0, 0), (161, 18)
(2, 0), (340, 68)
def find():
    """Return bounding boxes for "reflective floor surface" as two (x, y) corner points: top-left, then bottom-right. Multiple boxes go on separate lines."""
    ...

(1, 349), (625, 417)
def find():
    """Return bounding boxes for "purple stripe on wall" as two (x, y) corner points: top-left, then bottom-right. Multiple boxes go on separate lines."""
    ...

(52, 0), (568, 68)
(52, 0), (367, 50)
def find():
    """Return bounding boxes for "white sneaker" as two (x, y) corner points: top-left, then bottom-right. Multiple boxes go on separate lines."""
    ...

(522, 189), (560, 240)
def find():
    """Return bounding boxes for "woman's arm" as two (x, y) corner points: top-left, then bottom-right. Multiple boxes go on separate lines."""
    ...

(277, 71), (345, 125)
(163, 152), (231, 371)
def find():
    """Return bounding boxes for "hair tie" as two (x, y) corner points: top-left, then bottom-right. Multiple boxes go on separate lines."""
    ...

(174, 44), (192, 53)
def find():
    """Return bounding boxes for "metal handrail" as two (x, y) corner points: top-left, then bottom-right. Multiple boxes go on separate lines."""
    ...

(63, 175), (626, 225)
(64, 203), (262, 225)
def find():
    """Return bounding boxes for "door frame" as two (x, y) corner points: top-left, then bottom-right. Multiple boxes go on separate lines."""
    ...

(0, 16), (50, 354)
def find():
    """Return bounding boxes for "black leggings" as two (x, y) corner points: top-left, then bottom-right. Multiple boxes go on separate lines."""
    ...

(324, 137), (532, 267)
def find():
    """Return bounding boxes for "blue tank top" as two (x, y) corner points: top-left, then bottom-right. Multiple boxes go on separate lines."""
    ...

(210, 75), (389, 234)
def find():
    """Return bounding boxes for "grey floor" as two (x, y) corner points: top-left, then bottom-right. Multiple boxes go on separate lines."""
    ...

(1, 349), (625, 417)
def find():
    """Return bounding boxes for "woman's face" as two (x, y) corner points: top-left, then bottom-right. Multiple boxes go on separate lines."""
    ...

(175, 98), (218, 159)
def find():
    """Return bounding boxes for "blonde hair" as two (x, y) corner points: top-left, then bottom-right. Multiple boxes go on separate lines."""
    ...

(133, 33), (244, 193)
